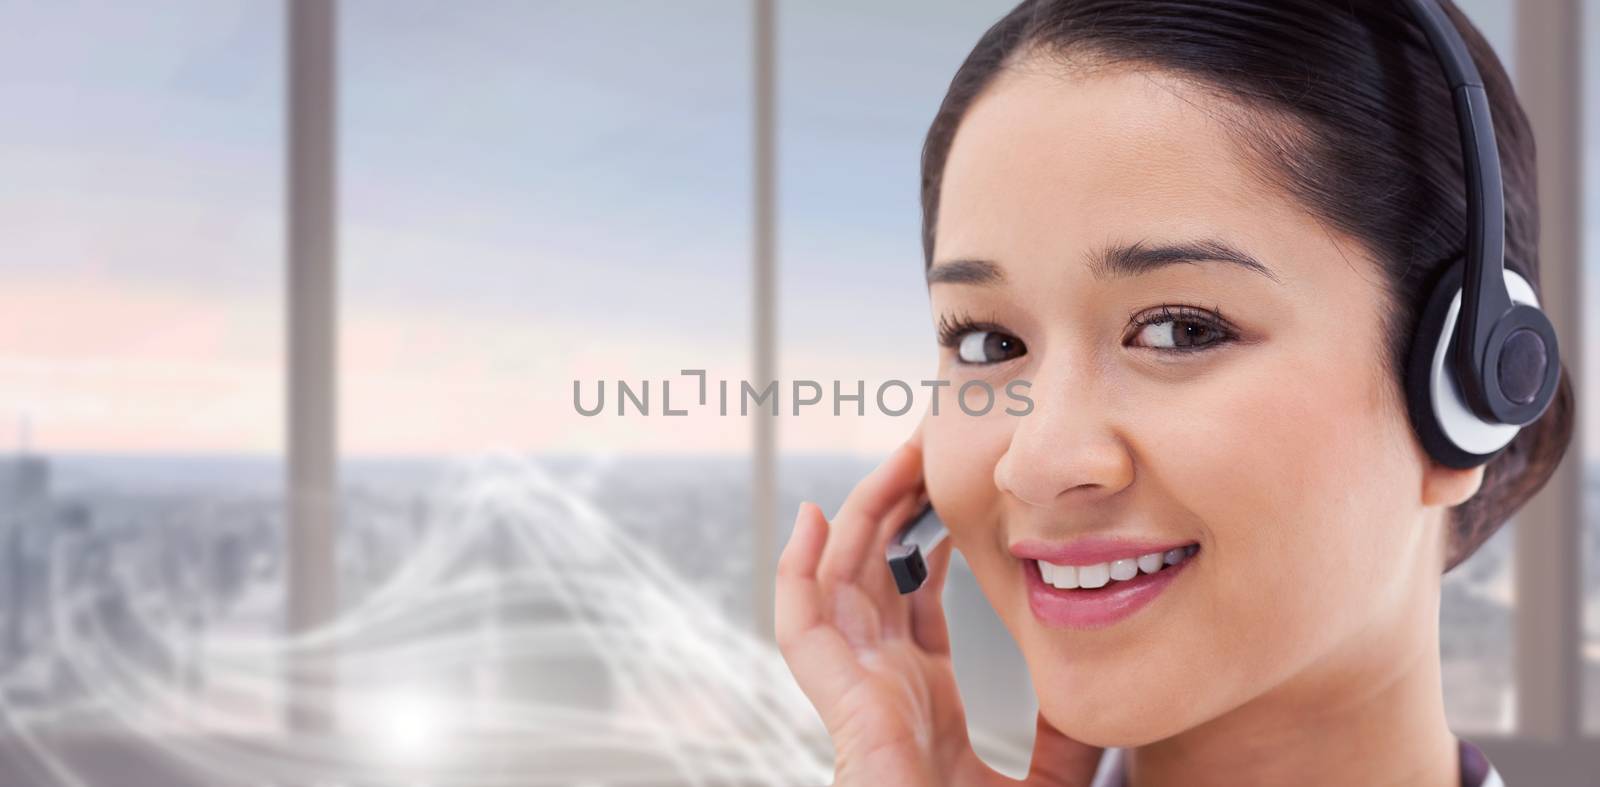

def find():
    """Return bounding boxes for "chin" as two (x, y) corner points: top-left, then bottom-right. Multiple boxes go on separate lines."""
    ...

(1030, 661), (1204, 748)
(1037, 692), (1190, 749)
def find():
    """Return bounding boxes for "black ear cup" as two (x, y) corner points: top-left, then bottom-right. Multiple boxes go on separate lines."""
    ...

(1475, 298), (1561, 424)
(1404, 257), (1544, 469)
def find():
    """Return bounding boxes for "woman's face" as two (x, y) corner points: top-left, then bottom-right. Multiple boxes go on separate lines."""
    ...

(920, 60), (1482, 746)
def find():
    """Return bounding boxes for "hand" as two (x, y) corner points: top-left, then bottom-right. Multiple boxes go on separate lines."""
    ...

(774, 427), (1105, 786)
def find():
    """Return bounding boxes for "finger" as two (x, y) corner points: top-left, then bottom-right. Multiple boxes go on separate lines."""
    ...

(775, 501), (839, 647)
(1024, 710), (1106, 787)
(778, 502), (886, 654)
(775, 503), (869, 712)
(780, 610), (871, 723)
(909, 536), (955, 655)
(817, 438), (925, 585)
(777, 501), (827, 581)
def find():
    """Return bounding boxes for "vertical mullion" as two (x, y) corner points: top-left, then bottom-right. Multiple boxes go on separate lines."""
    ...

(1511, 0), (1584, 744)
(286, 0), (339, 734)
(752, 0), (778, 640)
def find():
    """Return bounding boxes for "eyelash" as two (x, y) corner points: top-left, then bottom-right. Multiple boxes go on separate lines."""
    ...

(936, 309), (1007, 350)
(935, 305), (1238, 364)
(1128, 304), (1238, 354)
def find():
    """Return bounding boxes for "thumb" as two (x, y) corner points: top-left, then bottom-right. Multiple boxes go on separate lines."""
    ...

(1023, 710), (1107, 787)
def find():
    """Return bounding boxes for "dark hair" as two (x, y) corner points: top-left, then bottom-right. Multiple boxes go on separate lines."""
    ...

(919, 0), (1574, 572)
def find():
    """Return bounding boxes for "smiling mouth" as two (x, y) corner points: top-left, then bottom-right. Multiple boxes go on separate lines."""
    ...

(1033, 544), (1199, 591)
(1018, 542), (1200, 630)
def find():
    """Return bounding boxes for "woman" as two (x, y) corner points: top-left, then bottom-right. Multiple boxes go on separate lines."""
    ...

(773, 1), (1575, 785)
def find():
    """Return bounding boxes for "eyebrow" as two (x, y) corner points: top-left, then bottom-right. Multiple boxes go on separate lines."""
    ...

(926, 237), (1284, 287)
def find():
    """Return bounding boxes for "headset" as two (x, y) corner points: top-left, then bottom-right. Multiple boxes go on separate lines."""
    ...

(887, 0), (1562, 594)
(1400, 0), (1561, 470)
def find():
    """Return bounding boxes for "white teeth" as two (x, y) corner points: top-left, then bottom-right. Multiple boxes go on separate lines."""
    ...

(1077, 563), (1110, 588)
(1137, 552), (1164, 574)
(1036, 546), (1197, 591)
(1038, 559), (1080, 588)
(1109, 558), (1138, 581)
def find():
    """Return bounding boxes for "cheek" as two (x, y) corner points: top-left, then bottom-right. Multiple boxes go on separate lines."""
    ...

(922, 405), (1013, 545)
(1142, 349), (1422, 689)
(922, 406), (1038, 687)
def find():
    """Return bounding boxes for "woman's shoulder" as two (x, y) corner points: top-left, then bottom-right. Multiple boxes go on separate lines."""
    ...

(1085, 738), (1505, 787)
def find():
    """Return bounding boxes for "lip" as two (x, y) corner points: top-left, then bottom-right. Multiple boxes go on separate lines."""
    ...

(1010, 536), (1197, 566)
(1016, 540), (1199, 631)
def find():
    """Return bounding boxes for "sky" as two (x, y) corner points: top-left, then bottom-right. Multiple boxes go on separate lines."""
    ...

(0, 0), (1593, 459)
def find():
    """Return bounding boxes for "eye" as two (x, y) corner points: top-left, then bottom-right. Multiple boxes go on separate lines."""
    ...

(1127, 305), (1236, 353)
(936, 313), (1027, 365)
(957, 330), (1025, 364)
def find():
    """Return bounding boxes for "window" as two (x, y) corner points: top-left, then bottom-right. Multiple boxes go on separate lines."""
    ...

(0, 0), (287, 742)
(336, 0), (758, 752)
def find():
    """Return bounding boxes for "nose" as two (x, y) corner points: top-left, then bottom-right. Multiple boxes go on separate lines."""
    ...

(992, 379), (1135, 507)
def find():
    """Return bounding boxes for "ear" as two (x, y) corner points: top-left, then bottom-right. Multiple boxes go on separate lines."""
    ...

(1420, 461), (1486, 508)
